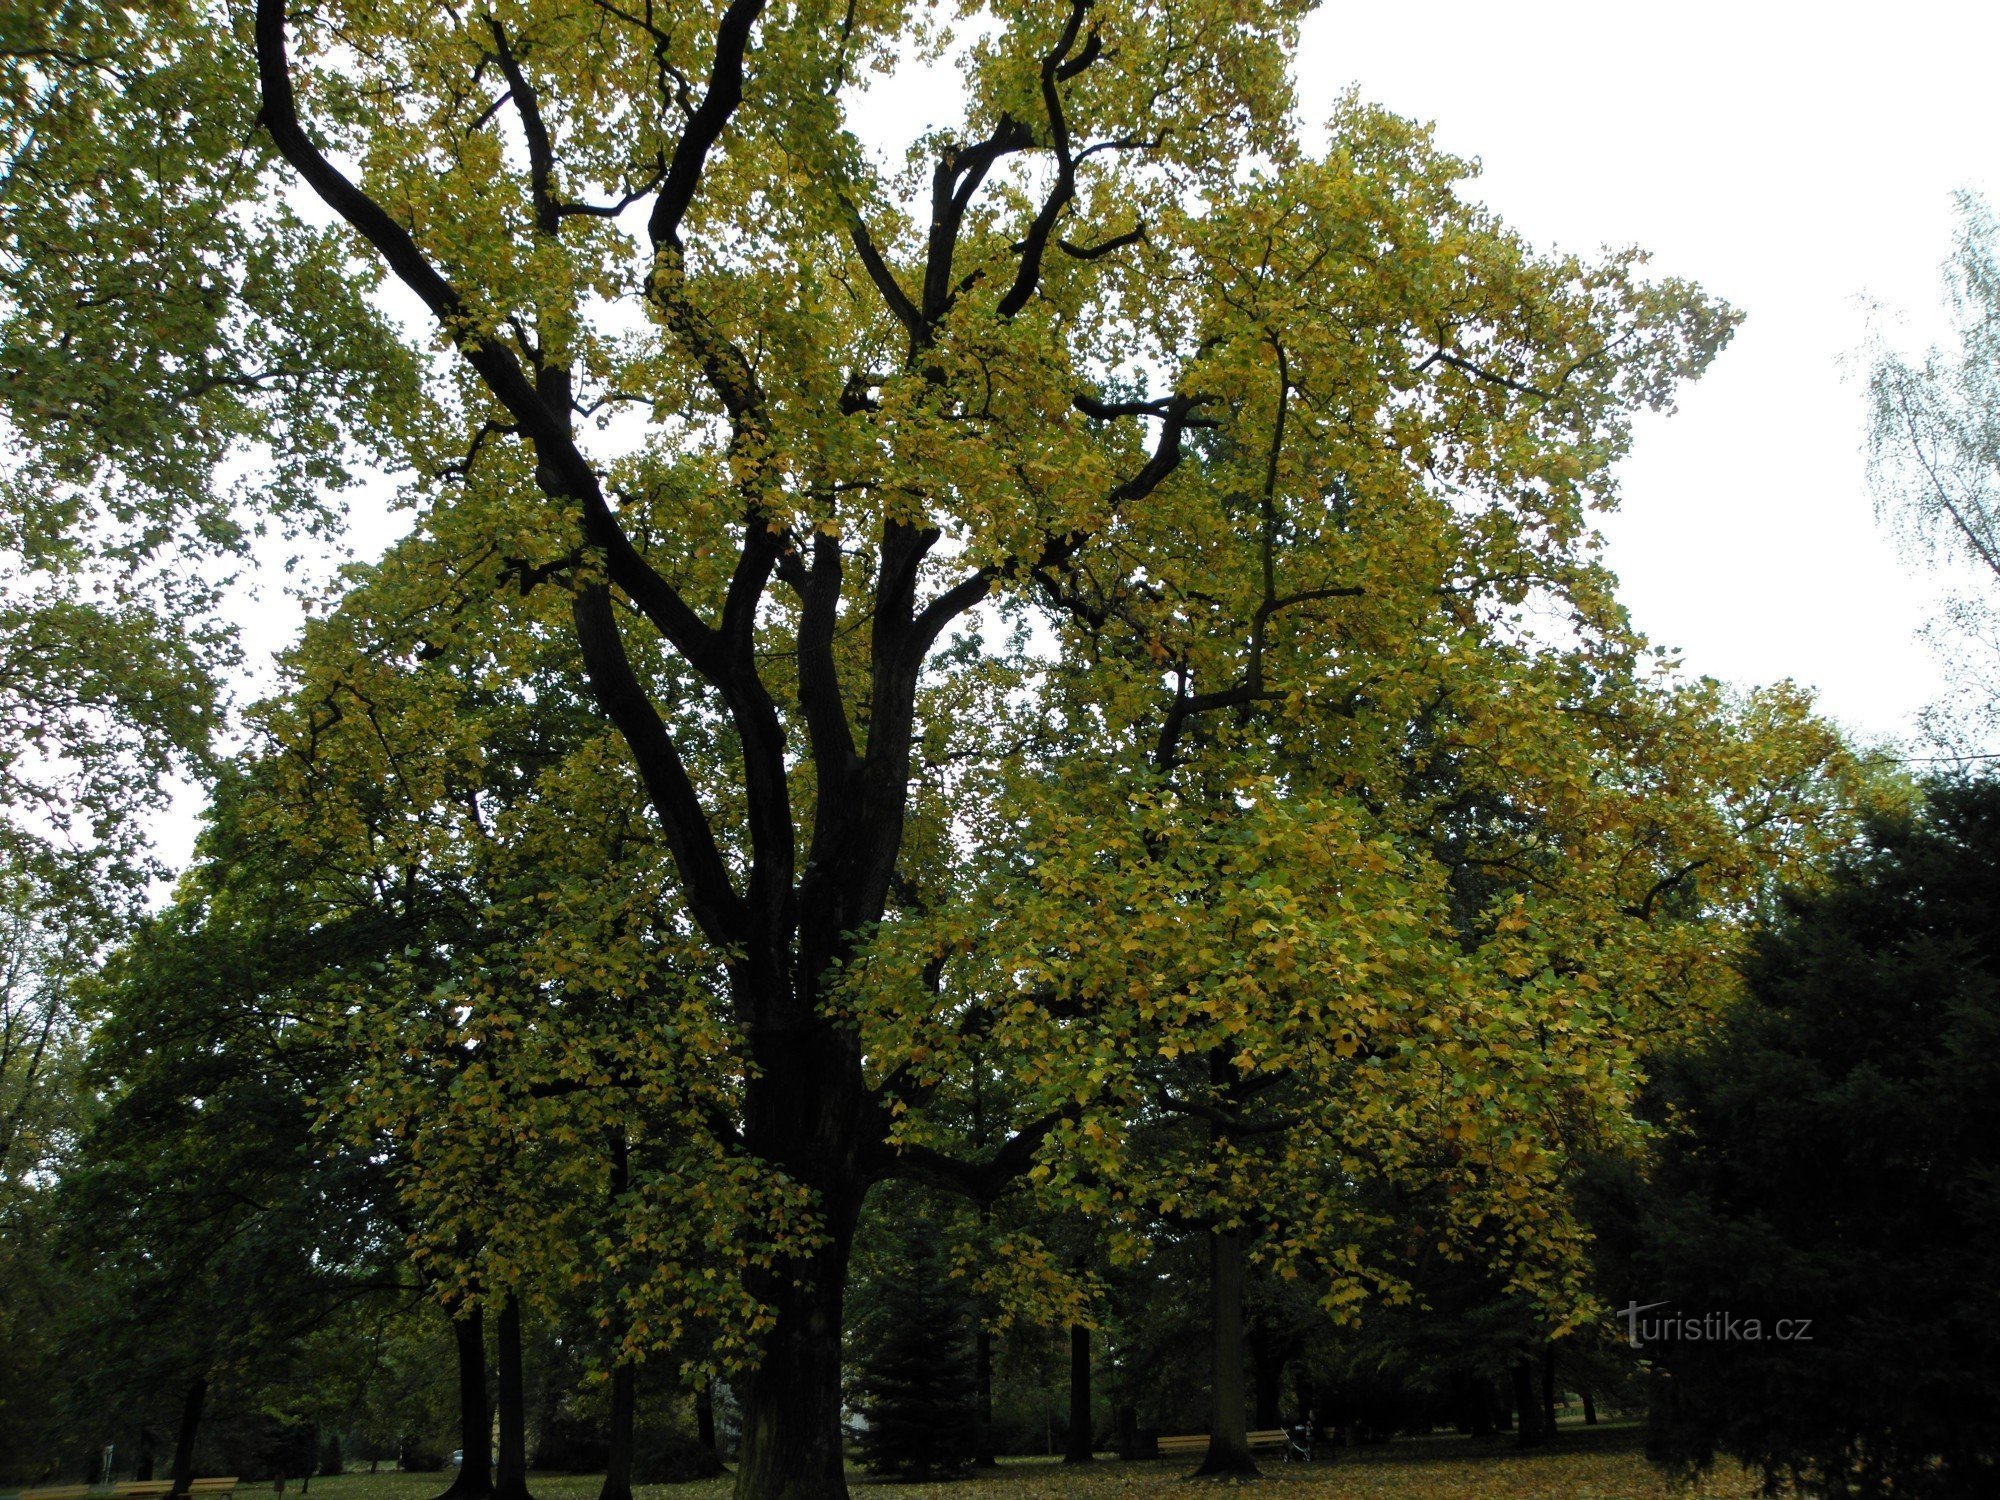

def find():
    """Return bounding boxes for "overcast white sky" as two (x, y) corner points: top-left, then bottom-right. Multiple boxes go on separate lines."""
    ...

(1289, 1), (2000, 750)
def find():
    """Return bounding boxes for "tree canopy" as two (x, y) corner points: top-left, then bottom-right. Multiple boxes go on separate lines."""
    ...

(2, 2), (1893, 1496)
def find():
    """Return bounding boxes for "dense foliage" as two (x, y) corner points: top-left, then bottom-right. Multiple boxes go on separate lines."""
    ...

(1640, 778), (2000, 1499)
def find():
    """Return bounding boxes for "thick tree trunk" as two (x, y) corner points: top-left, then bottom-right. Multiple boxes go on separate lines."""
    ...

(494, 1296), (533, 1500)
(436, 1305), (492, 1500)
(732, 1220), (856, 1500)
(1064, 1324), (1094, 1463)
(1196, 1228), (1258, 1477)
(168, 1375), (206, 1498)
(597, 1365), (634, 1500)
(695, 1381), (717, 1456)
(137, 1429), (157, 1482)
(731, 997), (874, 1500)
(1581, 1388), (1597, 1426)
(1510, 1361), (1541, 1449)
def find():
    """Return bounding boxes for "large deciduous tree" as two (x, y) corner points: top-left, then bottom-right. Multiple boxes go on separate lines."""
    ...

(14, 2), (1870, 1496)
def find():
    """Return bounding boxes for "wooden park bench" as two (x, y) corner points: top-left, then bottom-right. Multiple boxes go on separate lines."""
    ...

(19, 1486), (91, 1500)
(185, 1481), (239, 1499)
(1154, 1430), (1294, 1459)
(110, 1483), (174, 1499)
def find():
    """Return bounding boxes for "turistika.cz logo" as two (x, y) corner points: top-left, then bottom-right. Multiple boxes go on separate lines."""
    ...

(1615, 1301), (1814, 1348)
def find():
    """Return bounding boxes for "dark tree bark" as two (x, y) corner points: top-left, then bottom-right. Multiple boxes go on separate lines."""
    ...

(695, 1381), (718, 1455)
(168, 1374), (206, 1498)
(1581, 1387), (1598, 1426)
(1541, 1343), (1558, 1438)
(972, 1321), (997, 1468)
(1196, 1228), (1258, 1476)
(437, 1304), (492, 1500)
(137, 1429), (157, 1482)
(597, 1365), (635, 1500)
(1510, 1360), (1542, 1449)
(494, 1296), (533, 1500)
(1249, 1321), (1286, 1431)
(1114, 1405), (1140, 1461)
(732, 1178), (860, 1500)
(1064, 1323), (1094, 1463)
(599, 1131), (636, 1500)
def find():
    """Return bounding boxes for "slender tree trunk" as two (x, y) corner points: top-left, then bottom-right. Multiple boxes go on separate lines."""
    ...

(137, 1428), (157, 1482)
(1196, 1228), (1258, 1476)
(168, 1375), (206, 1498)
(1540, 1344), (1558, 1439)
(1467, 1375), (1496, 1439)
(1064, 1324), (1094, 1463)
(972, 1321), (997, 1469)
(1510, 1361), (1541, 1449)
(437, 1305), (492, 1500)
(1581, 1388), (1597, 1426)
(599, 1130), (636, 1500)
(596, 1365), (634, 1500)
(494, 1295), (533, 1500)
(1249, 1324), (1285, 1431)
(695, 1381), (717, 1456)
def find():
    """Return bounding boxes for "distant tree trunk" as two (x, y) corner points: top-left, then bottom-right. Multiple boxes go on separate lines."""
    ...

(598, 1365), (634, 1500)
(972, 1322), (997, 1468)
(1540, 1344), (1558, 1438)
(1196, 1228), (1258, 1476)
(1581, 1388), (1598, 1426)
(1064, 1324), (1094, 1463)
(169, 1374), (206, 1498)
(1510, 1361), (1541, 1449)
(1249, 1323), (1285, 1430)
(1467, 1376), (1496, 1439)
(137, 1428), (157, 1482)
(1115, 1405), (1140, 1461)
(599, 1132), (635, 1500)
(437, 1304), (492, 1500)
(695, 1381), (717, 1456)
(494, 1295), (533, 1500)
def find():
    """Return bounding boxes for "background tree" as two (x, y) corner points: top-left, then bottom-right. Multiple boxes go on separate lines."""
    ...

(1868, 191), (2000, 751)
(848, 1190), (980, 1479)
(1638, 777), (2000, 1500)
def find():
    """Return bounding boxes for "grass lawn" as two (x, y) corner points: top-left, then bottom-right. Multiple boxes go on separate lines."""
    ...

(298, 1427), (1770, 1500)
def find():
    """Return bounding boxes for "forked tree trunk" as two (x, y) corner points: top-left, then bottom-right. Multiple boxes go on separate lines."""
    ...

(1064, 1324), (1094, 1463)
(168, 1375), (206, 1498)
(1196, 1228), (1258, 1477)
(494, 1296), (533, 1500)
(438, 1306), (492, 1500)
(598, 1365), (634, 1500)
